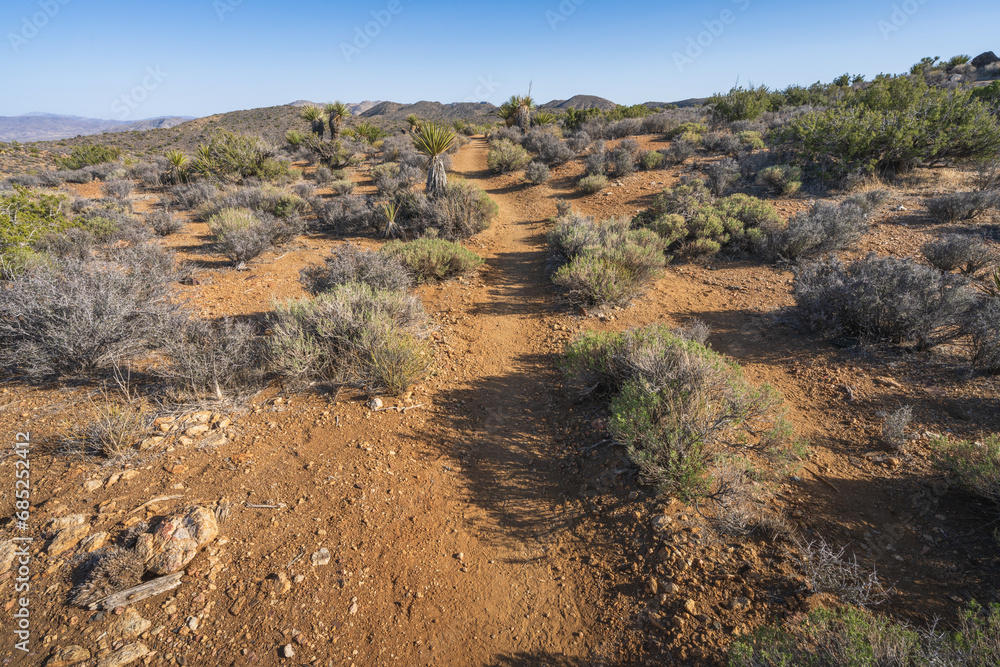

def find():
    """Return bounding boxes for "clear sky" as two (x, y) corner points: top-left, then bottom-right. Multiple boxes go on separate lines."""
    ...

(1, 0), (997, 120)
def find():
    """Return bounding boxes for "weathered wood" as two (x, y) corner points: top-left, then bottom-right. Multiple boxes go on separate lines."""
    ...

(89, 572), (183, 610)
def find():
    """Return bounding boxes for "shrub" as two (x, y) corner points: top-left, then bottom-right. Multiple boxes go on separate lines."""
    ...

(416, 180), (498, 240)
(144, 211), (184, 236)
(714, 194), (784, 248)
(169, 182), (217, 210)
(487, 138), (531, 174)
(605, 144), (636, 178)
(584, 143), (607, 176)
(0, 259), (176, 378)
(665, 122), (707, 142)
(300, 243), (411, 294)
(55, 145), (122, 171)
(881, 406), (913, 451)
(69, 394), (151, 460)
(311, 195), (378, 234)
(0, 186), (71, 272)
(566, 131), (592, 154)
(158, 317), (266, 400)
(968, 298), (1000, 373)
(797, 537), (889, 607)
(372, 162), (419, 196)
(709, 85), (772, 122)
(757, 164), (803, 196)
(521, 130), (574, 166)
(922, 234), (998, 274)
(704, 157), (740, 195)
(934, 434), (1000, 508)
(328, 179), (356, 196)
(382, 238), (482, 283)
(701, 132), (742, 156)
(60, 169), (95, 184)
(268, 282), (428, 395)
(192, 130), (288, 182)
(793, 253), (976, 349)
(578, 174), (608, 194)
(663, 137), (695, 165)
(760, 201), (868, 260)
(208, 208), (274, 265)
(313, 166), (335, 184)
(926, 190), (999, 223)
(651, 178), (717, 219)
(203, 186), (307, 220)
(738, 130), (766, 151)
(563, 325), (786, 499)
(639, 150), (664, 170)
(524, 161), (551, 185)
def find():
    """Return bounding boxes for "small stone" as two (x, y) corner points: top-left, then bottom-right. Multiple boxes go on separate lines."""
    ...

(730, 596), (751, 611)
(133, 506), (218, 575)
(651, 515), (673, 531)
(84, 480), (103, 493)
(78, 532), (109, 554)
(200, 431), (227, 448)
(367, 398), (383, 411)
(46, 645), (91, 666)
(282, 644), (295, 659)
(0, 540), (15, 575)
(48, 524), (90, 556)
(267, 573), (291, 595)
(647, 577), (658, 594)
(349, 598), (359, 615)
(94, 642), (149, 667)
(186, 616), (199, 631)
(139, 437), (163, 451)
(48, 514), (87, 531)
(184, 424), (210, 438)
(683, 599), (698, 615)
(110, 608), (150, 639)
(311, 548), (331, 567)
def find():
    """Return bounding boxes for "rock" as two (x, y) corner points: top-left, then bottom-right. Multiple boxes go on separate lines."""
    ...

(651, 515), (673, 532)
(311, 548), (331, 567)
(184, 424), (210, 438)
(134, 506), (219, 575)
(48, 514), (87, 531)
(95, 643), (148, 667)
(189, 411), (213, 423)
(84, 480), (103, 493)
(200, 431), (228, 448)
(367, 398), (383, 411)
(683, 599), (698, 615)
(647, 577), (658, 594)
(874, 376), (901, 389)
(349, 598), (359, 615)
(186, 616), (199, 631)
(46, 645), (91, 666)
(0, 540), (16, 575)
(110, 608), (150, 639)
(282, 644), (295, 659)
(266, 572), (291, 595)
(730, 596), (751, 611)
(78, 532), (109, 554)
(972, 51), (999, 68)
(48, 524), (90, 556)
(139, 437), (164, 451)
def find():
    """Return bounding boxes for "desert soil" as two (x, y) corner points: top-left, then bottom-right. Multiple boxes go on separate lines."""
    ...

(1, 136), (999, 667)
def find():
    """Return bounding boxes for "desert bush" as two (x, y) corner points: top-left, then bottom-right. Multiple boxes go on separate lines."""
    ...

(665, 122), (708, 143)
(701, 132), (743, 156)
(934, 434), (1000, 509)
(268, 282), (428, 395)
(208, 208), (273, 265)
(881, 406), (913, 451)
(0, 258), (175, 378)
(757, 164), (803, 196)
(797, 537), (889, 607)
(312, 166), (335, 184)
(372, 162), (420, 196)
(584, 142), (607, 176)
(300, 243), (411, 294)
(55, 145), (122, 171)
(738, 130), (766, 151)
(664, 137), (695, 165)
(128, 162), (162, 188)
(605, 143), (636, 178)
(144, 211), (184, 236)
(548, 215), (665, 306)
(524, 161), (551, 185)
(521, 130), (574, 166)
(926, 190), (999, 223)
(704, 157), (741, 195)
(191, 130), (288, 182)
(60, 169), (95, 184)
(415, 180), (498, 240)
(922, 234), (998, 274)
(578, 174), (608, 194)
(563, 325), (786, 498)
(639, 150), (665, 170)
(204, 186), (306, 220)
(487, 139), (531, 174)
(566, 131), (592, 154)
(158, 317), (266, 400)
(641, 113), (675, 134)
(709, 85), (772, 122)
(328, 179), (356, 196)
(605, 118), (642, 139)
(311, 195), (378, 234)
(292, 183), (315, 199)
(5, 174), (42, 189)
(0, 186), (72, 272)
(169, 182), (217, 210)
(968, 298), (1000, 373)
(759, 201), (868, 260)
(37, 227), (94, 262)
(793, 253), (976, 349)
(38, 172), (64, 187)
(382, 238), (482, 283)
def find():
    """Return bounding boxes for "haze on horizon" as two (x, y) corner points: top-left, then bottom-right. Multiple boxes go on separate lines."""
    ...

(1, 0), (998, 121)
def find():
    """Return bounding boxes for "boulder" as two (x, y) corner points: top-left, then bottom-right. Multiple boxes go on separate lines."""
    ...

(972, 51), (999, 68)
(134, 506), (218, 575)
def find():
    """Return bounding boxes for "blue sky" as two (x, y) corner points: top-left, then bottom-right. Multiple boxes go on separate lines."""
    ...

(1, 0), (997, 120)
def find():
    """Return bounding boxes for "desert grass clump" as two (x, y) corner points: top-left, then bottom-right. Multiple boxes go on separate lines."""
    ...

(759, 200), (869, 261)
(880, 406), (913, 451)
(563, 324), (788, 499)
(922, 233), (998, 274)
(487, 138), (531, 174)
(578, 173), (608, 194)
(300, 243), (411, 294)
(268, 282), (428, 395)
(144, 210), (184, 236)
(66, 391), (151, 460)
(382, 238), (482, 283)
(524, 161), (551, 185)
(0, 258), (176, 378)
(793, 253), (976, 349)
(926, 190), (999, 223)
(934, 434), (1000, 510)
(756, 164), (803, 196)
(548, 215), (666, 307)
(158, 317), (266, 401)
(797, 537), (889, 608)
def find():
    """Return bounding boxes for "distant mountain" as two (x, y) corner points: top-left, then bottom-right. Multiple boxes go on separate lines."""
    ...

(288, 100), (385, 116)
(539, 95), (617, 111)
(0, 113), (192, 142)
(359, 100), (498, 121)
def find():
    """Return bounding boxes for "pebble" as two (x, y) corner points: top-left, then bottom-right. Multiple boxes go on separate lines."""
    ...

(45, 645), (91, 667)
(282, 644), (295, 659)
(311, 548), (331, 567)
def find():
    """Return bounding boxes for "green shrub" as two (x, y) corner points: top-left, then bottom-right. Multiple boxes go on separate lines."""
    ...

(382, 238), (482, 283)
(268, 282), (428, 395)
(563, 325), (786, 499)
(665, 122), (707, 141)
(757, 164), (803, 196)
(0, 186), (72, 273)
(208, 208), (282, 265)
(934, 435), (1000, 509)
(738, 130), (766, 151)
(708, 85), (772, 122)
(487, 138), (531, 174)
(416, 179), (498, 239)
(301, 243), (411, 294)
(192, 130), (289, 182)
(578, 173), (608, 194)
(54, 145), (122, 171)
(639, 150), (665, 170)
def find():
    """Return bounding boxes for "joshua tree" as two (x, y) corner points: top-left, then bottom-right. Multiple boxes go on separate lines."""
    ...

(301, 106), (326, 140)
(406, 114), (421, 134)
(325, 101), (350, 140)
(499, 93), (535, 131)
(412, 124), (455, 198)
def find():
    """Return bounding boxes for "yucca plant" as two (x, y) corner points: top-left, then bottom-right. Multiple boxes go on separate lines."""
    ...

(326, 101), (350, 140)
(285, 130), (306, 148)
(164, 150), (189, 184)
(979, 268), (1000, 298)
(355, 122), (388, 144)
(192, 144), (215, 177)
(533, 111), (556, 126)
(301, 106), (326, 140)
(412, 124), (455, 198)
(381, 201), (403, 238)
(406, 114), (421, 134)
(499, 93), (536, 131)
